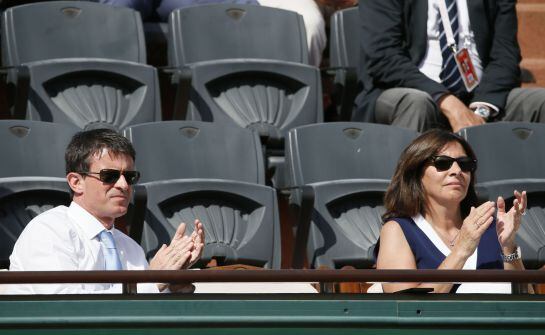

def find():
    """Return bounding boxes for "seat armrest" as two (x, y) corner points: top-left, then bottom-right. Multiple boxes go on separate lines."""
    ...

(0, 65), (30, 119)
(128, 184), (147, 243)
(292, 185), (315, 269)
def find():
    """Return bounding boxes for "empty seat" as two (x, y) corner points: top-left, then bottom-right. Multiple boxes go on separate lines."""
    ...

(1, 1), (161, 130)
(183, 59), (322, 147)
(134, 179), (281, 269)
(123, 121), (281, 268)
(175, 59), (323, 188)
(285, 122), (419, 269)
(460, 122), (545, 269)
(167, 4), (309, 67)
(0, 120), (77, 268)
(173, 59), (322, 188)
(165, 4), (322, 187)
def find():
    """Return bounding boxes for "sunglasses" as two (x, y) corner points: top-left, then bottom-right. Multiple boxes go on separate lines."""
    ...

(430, 155), (477, 173)
(78, 169), (141, 185)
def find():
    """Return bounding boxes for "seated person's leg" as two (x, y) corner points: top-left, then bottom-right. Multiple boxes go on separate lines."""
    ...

(375, 88), (447, 132)
(502, 87), (545, 123)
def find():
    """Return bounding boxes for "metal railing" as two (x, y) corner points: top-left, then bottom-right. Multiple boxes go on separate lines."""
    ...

(1, 269), (544, 294)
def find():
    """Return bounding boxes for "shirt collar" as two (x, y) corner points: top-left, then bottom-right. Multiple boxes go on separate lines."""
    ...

(67, 202), (113, 240)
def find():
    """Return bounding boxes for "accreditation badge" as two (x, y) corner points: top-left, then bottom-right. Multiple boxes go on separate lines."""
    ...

(454, 48), (479, 92)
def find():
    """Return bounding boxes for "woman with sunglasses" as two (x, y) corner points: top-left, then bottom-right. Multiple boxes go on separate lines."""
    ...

(376, 129), (528, 293)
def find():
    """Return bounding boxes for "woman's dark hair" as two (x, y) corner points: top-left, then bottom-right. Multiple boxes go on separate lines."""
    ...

(65, 128), (136, 175)
(382, 129), (478, 222)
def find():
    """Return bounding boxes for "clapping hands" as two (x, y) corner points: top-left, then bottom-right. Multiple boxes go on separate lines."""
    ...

(149, 219), (205, 271)
(496, 190), (526, 251)
(456, 201), (496, 257)
(456, 190), (526, 258)
(149, 219), (205, 292)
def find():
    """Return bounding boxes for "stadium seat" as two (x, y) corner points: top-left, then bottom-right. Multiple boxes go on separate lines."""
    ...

(123, 121), (265, 185)
(167, 4), (309, 66)
(285, 122), (419, 269)
(179, 59), (322, 187)
(131, 179), (281, 269)
(0, 120), (77, 268)
(329, 7), (359, 121)
(459, 122), (545, 269)
(123, 121), (281, 268)
(179, 60), (321, 145)
(1, 1), (161, 130)
(165, 4), (322, 187)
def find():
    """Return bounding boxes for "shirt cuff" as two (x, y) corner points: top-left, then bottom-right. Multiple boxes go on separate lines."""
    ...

(469, 101), (499, 113)
(433, 92), (450, 104)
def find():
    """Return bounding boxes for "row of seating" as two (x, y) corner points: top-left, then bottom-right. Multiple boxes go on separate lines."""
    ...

(0, 1), (322, 187)
(1, 120), (545, 271)
(291, 122), (545, 270)
(0, 1), (319, 129)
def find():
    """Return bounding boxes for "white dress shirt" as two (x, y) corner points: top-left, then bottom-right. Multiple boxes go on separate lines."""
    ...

(419, 0), (499, 111)
(419, 0), (483, 84)
(7, 202), (159, 294)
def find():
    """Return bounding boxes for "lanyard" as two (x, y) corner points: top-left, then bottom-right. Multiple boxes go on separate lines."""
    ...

(438, 0), (458, 51)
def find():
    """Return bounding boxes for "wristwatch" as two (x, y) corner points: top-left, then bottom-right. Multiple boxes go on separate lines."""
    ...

(473, 106), (491, 120)
(502, 246), (522, 263)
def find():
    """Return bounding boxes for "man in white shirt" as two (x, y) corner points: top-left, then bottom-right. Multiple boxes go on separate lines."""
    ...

(355, 0), (545, 132)
(8, 129), (204, 294)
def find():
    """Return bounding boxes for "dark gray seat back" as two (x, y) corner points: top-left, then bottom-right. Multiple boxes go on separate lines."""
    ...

(0, 120), (77, 177)
(459, 122), (545, 184)
(123, 121), (265, 184)
(0, 120), (76, 268)
(1, 1), (159, 130)
(287, 122), (418, 186)
(286, 122), (419, 268)
(168, 4), (308, 66)
(460, 122), (545, 269)
(1, 1), (146, 65)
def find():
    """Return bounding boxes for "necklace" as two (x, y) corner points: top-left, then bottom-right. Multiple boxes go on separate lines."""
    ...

(432, 226), (460, 247)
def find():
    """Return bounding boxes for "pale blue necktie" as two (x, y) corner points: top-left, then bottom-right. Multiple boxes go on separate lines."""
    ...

(99, 230), (123, 270)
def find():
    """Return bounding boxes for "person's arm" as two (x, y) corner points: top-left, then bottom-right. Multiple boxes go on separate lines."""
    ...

(377, 202), (496, 293)
(359, 0), (448, 98)
(496, 191), (534, 293)
(439, 94), (485, 132)
(496, 191), (527, 271)
(470, 0), (521, 112)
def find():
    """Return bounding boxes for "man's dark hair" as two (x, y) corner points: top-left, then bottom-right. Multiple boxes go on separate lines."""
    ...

(65, 129), (136, 175)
